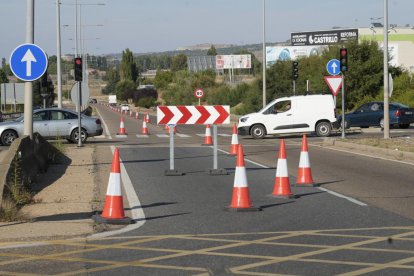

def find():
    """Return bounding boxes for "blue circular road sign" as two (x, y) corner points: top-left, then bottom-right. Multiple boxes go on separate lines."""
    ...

(9, 43), (48, 81)
(326, 59), (340, 76)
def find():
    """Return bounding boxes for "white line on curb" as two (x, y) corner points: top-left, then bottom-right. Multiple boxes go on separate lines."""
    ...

(95, 107), (112, 139)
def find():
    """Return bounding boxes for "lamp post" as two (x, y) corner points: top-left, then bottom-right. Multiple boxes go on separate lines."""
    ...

(383, 0), (390, 139)
(262, 0), (266, 108)
(56, 0), (63, 108)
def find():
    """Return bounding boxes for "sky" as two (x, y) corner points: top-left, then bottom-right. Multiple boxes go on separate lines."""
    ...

(1, 0), (414, 58)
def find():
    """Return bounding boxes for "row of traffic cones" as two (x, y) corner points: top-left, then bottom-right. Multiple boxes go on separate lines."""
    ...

(94, 135), (316, 222)
(228, 134), (316, 211)
(115, 115), (151, 137)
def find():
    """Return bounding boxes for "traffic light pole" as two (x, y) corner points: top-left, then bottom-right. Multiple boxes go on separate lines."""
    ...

(77, 81), (83, 147)
(293, 80), (296, 96)
(341, 73), (345, 139)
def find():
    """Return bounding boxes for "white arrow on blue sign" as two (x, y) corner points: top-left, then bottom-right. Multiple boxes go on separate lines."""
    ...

(326, 59), (340, 76)
(9, 43), (48, 81)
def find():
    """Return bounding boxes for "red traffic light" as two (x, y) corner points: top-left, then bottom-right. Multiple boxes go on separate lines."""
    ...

(340, 49), (347, 57)
(75, 58), (82, 65)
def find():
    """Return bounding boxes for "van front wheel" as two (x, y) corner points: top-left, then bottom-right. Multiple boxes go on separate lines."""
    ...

(315, 121), (332, 137)
(251, 125), (266, 139)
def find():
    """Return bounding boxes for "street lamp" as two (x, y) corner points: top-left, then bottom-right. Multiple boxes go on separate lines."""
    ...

(262, 0), (266, 108)
(383, 0), (390, 139)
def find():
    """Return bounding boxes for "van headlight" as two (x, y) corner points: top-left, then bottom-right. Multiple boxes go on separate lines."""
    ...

(240, 117), (249, 123)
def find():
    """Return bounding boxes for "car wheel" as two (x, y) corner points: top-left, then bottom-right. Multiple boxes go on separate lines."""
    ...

(251, 125), (266, 139)
(70, 128), (87, 143)
(380, 118), (384, 129)
(1, 130), (18, 146)
(315, 121), (332, 137)
(399, 123), (410, 129)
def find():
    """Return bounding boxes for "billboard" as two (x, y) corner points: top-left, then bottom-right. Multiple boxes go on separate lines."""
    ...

(215, 55), (251, 69)
(291, 29), (358, 46)
(1, 83), (25, 104)
(266, 46), (325, 67)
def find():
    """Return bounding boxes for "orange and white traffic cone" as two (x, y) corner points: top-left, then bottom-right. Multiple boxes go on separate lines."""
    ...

(296, 134), (318, 187)
(230, 123), (239, 155)
(142, 120), (149, 135)
(129, 110), (133, 117)
(165, 125), (176, 134)
(227, 144), (261, 211)
(92, 148), (131, 224)
(135, 112), (139, 120)
(116, 117), (128, 137)
(145, 113), (150, 123)
(272, 139), (295, 198)
(202, 124), (213, 146)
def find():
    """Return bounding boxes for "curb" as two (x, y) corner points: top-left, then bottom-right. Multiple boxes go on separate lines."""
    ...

(323, 138), (414, 163)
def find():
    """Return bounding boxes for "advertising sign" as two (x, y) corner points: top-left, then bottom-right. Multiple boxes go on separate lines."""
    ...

(215, 55), (251, 69)
(291, 29), (358, 46)
(265, 46), (324, 67)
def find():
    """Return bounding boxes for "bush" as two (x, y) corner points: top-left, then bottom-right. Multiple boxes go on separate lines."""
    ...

(137, 97), (156, 108)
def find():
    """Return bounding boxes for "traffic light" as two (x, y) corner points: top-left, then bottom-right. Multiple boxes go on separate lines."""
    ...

(292, 61), (299, 80)
(339, 48), (348, 72)
(74, 57), (83, 81)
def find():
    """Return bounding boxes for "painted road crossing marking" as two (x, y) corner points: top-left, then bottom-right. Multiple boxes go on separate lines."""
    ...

(1, 227), (414, 275)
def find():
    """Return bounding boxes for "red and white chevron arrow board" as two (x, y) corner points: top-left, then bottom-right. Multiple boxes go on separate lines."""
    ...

(157, 105), (230, 125)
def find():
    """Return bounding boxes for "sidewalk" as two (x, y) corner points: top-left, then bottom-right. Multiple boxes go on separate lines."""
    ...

(0, 146), (97, 242)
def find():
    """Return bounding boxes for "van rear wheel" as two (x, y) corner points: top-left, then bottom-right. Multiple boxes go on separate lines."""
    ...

(315, 121), (332, 137)
(251, 125), (266, 139)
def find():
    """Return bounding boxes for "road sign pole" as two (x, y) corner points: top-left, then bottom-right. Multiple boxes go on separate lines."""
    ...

(341, 74), (345, 139)
(213, 125), (218, 170)
(23, 0), (34, 138)
(169, 126), (174, 170)
(198, 98), (201, 106)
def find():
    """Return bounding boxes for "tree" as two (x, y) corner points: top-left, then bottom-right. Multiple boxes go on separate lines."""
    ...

(120, 48), (138, 83)
(0, 69), (8, 83)
(171, 54), (188, 71)
(115, 80), (136, 101)
(207, 45), (217, 56)
(103, 68), (120, 94)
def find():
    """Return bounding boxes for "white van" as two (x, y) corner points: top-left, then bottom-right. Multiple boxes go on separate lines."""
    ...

(238, 94), (337, 138)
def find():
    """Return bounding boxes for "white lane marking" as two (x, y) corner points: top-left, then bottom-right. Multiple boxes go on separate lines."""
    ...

(196, 134), (205, 137)
(156, 134), (169, 138)
(217, 148), (368, 206)
(218, 134), (231, 137)
(136, 134), (149, 138)
(88, 146), (146, 239)
(176, 133), (191, 138)
(318, 187), (368, 206)
(95, 106), (112, 139)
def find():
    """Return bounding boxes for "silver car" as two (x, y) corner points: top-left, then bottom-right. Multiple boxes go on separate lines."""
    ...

(0, 108), (103, 146)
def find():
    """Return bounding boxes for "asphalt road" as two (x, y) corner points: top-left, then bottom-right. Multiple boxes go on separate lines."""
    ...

(1, 104), (414, 275)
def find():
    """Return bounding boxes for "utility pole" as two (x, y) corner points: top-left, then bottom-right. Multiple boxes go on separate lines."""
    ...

(262, 0), (266, 108)
(56, 0), (62, 108)
(23, 0), (34, 138)
(383, 0), (390, 139)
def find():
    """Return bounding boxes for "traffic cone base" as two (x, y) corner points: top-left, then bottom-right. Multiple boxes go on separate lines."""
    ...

(116, 118), (128, 137)
(226, 145), (261, 212)
(202, 125), (213, 146)
(271, 140), (295, 198)
(296, 134), (318, 187)
(92, 148), (131, 225)
(142, 120), (149, 135)
(229, 124), (239, 155)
